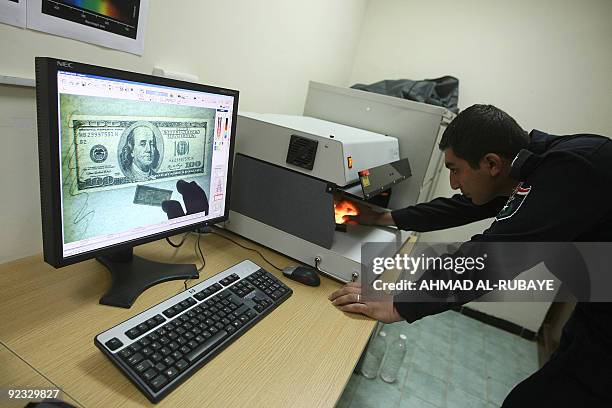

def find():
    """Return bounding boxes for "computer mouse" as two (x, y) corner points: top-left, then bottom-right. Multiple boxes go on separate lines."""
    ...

(282, 265), (320, 287)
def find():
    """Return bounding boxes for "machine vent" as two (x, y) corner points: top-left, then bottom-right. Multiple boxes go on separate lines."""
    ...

(286, 135), (318, 170)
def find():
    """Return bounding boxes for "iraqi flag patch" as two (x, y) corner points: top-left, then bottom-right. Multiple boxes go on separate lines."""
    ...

(496, 182), (531, 221)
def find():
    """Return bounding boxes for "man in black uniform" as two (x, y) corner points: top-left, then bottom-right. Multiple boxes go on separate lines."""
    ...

(329, 104), (612, 406)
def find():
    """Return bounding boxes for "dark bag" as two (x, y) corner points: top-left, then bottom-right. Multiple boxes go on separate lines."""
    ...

(351, 76), (459, 113)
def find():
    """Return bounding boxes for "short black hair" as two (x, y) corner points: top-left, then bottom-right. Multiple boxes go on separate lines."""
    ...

(439, 104), (528, 168)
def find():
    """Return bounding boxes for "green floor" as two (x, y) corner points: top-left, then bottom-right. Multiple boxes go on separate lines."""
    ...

(337, 311), (539, 408)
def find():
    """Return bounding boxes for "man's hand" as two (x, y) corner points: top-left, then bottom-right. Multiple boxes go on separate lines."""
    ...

(328, 282), (404, 323)
(340, 199), (395, 226)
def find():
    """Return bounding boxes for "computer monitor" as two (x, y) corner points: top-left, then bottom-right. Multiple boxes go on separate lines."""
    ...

(35, 57), (238, 308)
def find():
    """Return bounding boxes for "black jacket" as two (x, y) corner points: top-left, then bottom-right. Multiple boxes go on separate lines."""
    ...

(390, 129), (612, 398)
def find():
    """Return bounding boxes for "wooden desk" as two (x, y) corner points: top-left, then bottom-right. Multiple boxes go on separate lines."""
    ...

(0, 342), (80, 407)
(0, 231), (375, 407)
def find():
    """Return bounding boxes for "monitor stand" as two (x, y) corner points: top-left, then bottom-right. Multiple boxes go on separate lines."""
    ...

(97, 248), (198, 308)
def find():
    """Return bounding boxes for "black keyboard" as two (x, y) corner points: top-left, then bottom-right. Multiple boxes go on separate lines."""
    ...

(95, 260), (292, 403)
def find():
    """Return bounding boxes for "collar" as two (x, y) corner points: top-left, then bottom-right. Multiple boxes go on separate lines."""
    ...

(509, 130), (551, 180)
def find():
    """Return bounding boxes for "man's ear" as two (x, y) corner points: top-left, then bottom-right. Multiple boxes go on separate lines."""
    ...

(481, 153), (505, 177)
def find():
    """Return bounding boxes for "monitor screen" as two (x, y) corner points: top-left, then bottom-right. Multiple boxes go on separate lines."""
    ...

(36, 58), (238, 267)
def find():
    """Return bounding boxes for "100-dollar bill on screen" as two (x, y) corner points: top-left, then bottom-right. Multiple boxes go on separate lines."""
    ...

(69, 116), (211, 193)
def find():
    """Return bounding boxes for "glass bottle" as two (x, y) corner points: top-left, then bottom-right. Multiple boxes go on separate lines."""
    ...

(360, 330), (387, 379)
(379, 333), (407, 383)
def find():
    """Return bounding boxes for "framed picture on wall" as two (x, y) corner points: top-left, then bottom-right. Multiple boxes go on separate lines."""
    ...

(26, 0), (149, 55)
(0, 0), (26, 28)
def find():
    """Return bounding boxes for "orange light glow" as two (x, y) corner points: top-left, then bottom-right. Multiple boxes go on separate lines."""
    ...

(334, 200), (359, 224)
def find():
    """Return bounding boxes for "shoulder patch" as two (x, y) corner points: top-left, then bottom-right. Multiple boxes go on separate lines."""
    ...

(496, 182), (531, 221)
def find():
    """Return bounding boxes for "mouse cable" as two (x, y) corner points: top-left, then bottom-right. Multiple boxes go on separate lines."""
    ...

(209, 227), (284, 272)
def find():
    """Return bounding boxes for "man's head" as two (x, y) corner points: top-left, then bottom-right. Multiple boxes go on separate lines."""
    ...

(127, 126), (158, 172)
(439, 104), (528, 204)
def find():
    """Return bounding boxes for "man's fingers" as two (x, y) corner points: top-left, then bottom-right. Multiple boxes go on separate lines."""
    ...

(328, 284), (361, 301)
(338, 303), (369, 315)
(331, 293), (361, 307)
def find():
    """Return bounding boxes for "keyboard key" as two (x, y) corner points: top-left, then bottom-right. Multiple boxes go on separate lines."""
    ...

(233, 304), (249, 316)
(135, 360), (153, 373)
(150, 374), (168, 391)
(164, 366), (179, 379)
(175, 359), (189, 371)
(126, 328), (140, 340)
(127, 353), (144, 366)
(143, 368), (157, 381)
(105, 337), (123, 351)
(185, 330), (228, 363)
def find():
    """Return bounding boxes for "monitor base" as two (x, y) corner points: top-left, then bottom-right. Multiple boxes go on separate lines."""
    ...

(97, 249), (198, 308)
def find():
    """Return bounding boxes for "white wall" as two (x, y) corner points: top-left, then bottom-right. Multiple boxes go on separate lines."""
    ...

(0, 0), (368, 262)
(351, 0), (612, 136)
(350, 0), (612, 330)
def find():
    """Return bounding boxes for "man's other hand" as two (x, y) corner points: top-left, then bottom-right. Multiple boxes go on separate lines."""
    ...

(328, 282), (404, 324)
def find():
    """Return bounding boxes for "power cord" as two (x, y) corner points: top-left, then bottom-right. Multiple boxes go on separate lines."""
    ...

(210, 226), (284, 272)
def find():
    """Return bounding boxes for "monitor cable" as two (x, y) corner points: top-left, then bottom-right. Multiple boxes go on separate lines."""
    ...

(165, 233), (189, 248)
(164, 232), (204, 290)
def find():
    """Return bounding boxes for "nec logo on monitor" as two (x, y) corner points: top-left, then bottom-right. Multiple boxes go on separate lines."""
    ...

(56, 61), (74, 68)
